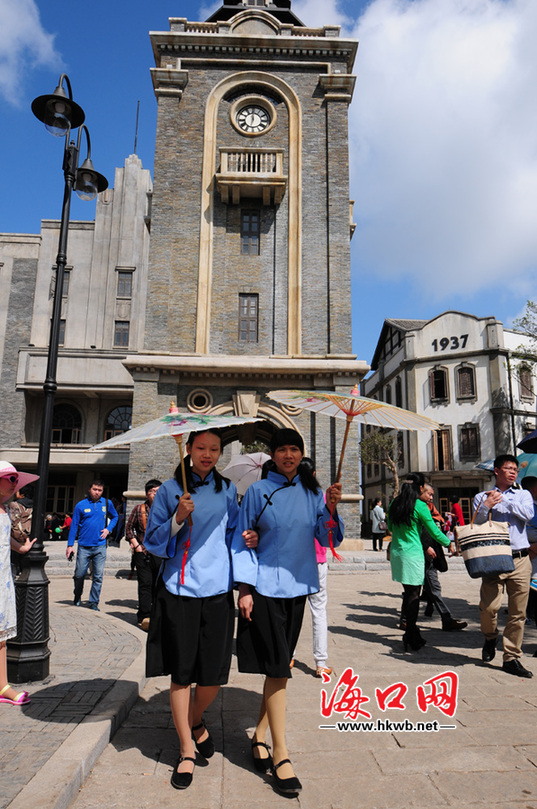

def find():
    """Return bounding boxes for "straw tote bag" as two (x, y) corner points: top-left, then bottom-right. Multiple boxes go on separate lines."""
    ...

(455, 497), (515, 579)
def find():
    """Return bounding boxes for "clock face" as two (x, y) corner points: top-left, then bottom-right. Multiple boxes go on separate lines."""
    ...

(236, 104), (271, 134)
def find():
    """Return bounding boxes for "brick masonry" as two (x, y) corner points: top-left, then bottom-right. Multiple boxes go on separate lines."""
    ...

(132, 11), (363, 536)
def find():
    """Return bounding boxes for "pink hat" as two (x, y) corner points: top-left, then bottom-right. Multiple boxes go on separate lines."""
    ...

(0, 462), (39, 493)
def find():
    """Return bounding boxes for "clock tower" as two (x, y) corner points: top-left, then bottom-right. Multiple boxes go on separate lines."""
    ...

(126, 0), (367, 534)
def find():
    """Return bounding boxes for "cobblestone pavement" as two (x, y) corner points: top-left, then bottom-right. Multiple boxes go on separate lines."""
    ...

(62, 568), (537, 809)
(2, 575), (145, 809)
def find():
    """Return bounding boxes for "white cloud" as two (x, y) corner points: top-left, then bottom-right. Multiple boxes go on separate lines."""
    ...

(293, 0), (349, 28)
(0, 0), (62, 105)
(348, 0), (537, 299)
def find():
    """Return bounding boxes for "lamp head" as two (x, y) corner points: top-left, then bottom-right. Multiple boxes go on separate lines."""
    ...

(31, 78), (85, 136)
(74, 157), (108, 201)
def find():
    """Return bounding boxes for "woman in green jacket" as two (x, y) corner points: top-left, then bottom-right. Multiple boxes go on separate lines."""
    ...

(387, 473), (451, 651)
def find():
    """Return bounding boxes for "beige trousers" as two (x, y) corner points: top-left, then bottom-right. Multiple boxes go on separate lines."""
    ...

(479, 554), (531, 662)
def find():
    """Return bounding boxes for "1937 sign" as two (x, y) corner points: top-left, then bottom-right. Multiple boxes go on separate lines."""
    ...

(432, 335), (468, 352)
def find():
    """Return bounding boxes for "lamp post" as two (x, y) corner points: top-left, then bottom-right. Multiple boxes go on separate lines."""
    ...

(7, 75), (108, 683)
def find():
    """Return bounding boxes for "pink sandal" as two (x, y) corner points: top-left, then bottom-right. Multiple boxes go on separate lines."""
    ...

(0, 684), (30, 705)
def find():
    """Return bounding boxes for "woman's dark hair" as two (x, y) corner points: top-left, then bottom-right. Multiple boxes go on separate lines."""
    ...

(388, 472), (425, 526)
(298, 456), (321, 494)
(174, 429), (229, 493)
(261, 459), (276, 479)
(269, 428), (305, 454)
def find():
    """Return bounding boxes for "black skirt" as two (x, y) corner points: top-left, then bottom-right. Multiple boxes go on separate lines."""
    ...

(237, 589), (307, 678)
(146, 578), (235, 686)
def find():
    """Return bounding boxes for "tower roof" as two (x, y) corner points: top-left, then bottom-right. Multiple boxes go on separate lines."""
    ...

(206, 0), (305, 26)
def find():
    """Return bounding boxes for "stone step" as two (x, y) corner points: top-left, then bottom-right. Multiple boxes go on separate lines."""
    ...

(42, 541), (133, 577)
(40, 542), (468, 576)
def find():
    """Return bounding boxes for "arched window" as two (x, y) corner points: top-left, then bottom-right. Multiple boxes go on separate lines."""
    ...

(519, 365), (534, 401)
(385, 384), (392, 404)
(104, 406), (132, 441)
(456, 364), (476, 399)
(429, 367), (449, 403)
(52, 404), (82, 444)
(459, 423), (480, 460)
(395, 377), (403, 408)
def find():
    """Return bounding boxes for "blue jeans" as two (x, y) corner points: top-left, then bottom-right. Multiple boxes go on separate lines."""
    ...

(73, 544), (107, 606)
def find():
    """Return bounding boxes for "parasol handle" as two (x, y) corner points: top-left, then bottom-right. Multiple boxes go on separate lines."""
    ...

(335, 415), (353, 483)
(173, 434), (193, 527)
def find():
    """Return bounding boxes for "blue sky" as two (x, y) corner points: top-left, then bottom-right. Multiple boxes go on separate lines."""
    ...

(1, 0), (537, 367)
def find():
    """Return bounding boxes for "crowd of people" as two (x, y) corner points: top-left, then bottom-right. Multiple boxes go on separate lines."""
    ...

(2, 444), (536, 795)
(385, 456), (535, 678)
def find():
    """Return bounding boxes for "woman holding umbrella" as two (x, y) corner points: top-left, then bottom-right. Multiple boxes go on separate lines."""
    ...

(232, 428), (343, 795)
(143, 429), (245, 791)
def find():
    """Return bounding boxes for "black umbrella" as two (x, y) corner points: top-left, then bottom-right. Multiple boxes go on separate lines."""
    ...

(517, 429), (537, 454)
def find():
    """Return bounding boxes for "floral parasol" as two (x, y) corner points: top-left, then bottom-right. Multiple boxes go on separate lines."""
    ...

(90, 405), (262, 581)
(267, 386), (440, 482)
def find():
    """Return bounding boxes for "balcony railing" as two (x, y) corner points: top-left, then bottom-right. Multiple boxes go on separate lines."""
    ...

(216, 147), (287, 205)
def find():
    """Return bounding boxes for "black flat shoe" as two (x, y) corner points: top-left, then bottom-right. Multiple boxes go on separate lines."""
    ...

(403, 631), (426, 651)
(192, 720), (215, 759)
(273, 759), (302, 794)
(252, 740), (273, 773)
(171, 756), (195, 790)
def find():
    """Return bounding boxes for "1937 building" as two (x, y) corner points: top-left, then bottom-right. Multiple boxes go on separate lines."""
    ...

(361, 311), (536, 524)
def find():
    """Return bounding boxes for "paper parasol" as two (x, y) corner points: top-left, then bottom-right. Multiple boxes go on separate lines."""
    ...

(267, 386), (440, 482)
(90, 404), (263, 516)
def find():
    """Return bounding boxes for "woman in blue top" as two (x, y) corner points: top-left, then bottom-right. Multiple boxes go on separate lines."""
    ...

(144, 429), (239, 791)
(232, 428), (343, 795)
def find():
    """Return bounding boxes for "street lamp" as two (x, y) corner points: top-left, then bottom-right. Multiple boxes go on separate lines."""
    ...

(7, 74), (108, 683)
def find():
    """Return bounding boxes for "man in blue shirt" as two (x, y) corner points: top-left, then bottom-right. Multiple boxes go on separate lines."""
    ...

(474, 454), (534, 678)
(66, 480), (118, 610)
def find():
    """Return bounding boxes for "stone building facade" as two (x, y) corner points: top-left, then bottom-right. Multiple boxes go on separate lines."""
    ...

(0, 155), (152, 511)
(0, 1), (366, 534)
(361, 311), (537, 526)
(119, 0), (366, 536)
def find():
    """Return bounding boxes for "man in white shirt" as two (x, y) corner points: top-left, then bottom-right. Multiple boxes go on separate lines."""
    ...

(474, 454), (534, 678)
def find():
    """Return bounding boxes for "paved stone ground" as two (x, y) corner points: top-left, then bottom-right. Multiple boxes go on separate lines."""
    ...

(2, 575), (145, 809)
(64, 569), (537, 809)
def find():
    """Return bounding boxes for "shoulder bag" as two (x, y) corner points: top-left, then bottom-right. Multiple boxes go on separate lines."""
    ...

(455, 496), (514, 579)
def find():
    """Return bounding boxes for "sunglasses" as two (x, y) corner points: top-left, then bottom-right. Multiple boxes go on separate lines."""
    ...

(1, 474), (19, 484)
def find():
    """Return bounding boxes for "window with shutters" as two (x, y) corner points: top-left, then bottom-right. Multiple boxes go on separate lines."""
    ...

(429, 367), (449, 403)
(459, 423), (480, 460)
(456, 364), (476, 400)
(433, 427), (452, 471)
(519, 365), (534, 401)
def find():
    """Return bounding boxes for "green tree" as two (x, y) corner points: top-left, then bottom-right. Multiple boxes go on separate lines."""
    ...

(511, 300), (537, 394)
(360, 430), (401, 496)
(513, 300), (537, 352)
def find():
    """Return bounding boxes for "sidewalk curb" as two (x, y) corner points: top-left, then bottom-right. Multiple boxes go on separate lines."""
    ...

(7, 615), (147, 809)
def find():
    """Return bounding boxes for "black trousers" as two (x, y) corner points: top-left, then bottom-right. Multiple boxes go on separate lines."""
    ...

(132, 551), (160, 622)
